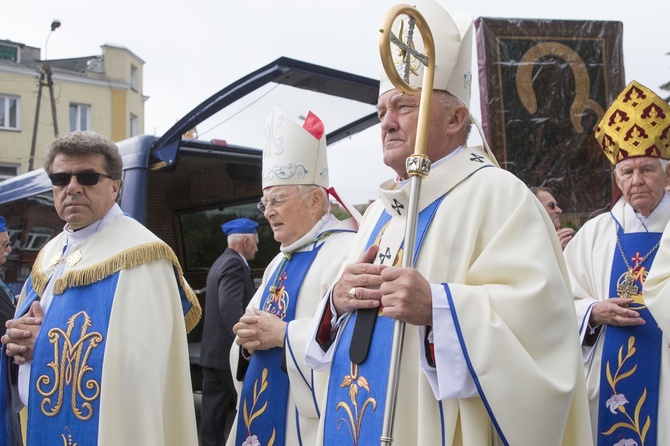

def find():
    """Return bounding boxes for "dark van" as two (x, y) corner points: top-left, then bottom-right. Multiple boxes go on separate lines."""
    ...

(0, 57), (379, 390)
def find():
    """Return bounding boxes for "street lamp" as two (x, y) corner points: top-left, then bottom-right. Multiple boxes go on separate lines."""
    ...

(44, 20), (61, 60)
(28, 20), (61, 171)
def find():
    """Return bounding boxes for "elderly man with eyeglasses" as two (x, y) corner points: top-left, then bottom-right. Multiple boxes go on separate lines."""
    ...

(227, 107), (357, 446)
(564, 81), (670, 445)
(0, 131), (201, 445)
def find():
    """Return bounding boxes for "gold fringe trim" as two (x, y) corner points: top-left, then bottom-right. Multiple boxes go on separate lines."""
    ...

(30, 242), (201, 333)
(30, 249), (49, 298)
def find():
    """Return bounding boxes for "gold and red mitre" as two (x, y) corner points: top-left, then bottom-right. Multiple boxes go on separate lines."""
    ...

(595, 80), (670, 164)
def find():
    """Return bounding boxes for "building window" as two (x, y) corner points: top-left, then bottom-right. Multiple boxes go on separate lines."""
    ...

(69, 103), (91, 132)
(0, 94), (20, 130)
(24, 227), (54, 251)
(130, 113), (139, 137)
(0, 164), (19, 181)
(0, 44), (19, 62)
(130, 64), (139, 91)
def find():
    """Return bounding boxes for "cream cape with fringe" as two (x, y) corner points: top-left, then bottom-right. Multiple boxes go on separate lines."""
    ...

(18, 214), (200, 446)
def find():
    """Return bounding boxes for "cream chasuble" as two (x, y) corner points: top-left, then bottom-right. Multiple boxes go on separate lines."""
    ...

(307, 146), (592, 446)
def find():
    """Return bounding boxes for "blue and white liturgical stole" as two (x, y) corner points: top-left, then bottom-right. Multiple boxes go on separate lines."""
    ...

(235, 244), (323, 446)
(597, 223), (662, 445)
(324, 196), (443, 445)
(28, 273), (118, 445)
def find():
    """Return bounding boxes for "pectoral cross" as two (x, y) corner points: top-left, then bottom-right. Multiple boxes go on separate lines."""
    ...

(617, 268), (639, 299)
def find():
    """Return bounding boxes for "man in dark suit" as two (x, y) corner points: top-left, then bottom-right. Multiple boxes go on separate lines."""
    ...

(0, 216), (21, 445)
(200, 218), (258, 445)
(0, 217), (15, 327)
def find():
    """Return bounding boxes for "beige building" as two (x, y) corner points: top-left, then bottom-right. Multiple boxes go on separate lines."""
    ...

(0, 39), (146, 179)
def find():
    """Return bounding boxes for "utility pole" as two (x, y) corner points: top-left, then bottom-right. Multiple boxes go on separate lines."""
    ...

(28, 20), (61, 172)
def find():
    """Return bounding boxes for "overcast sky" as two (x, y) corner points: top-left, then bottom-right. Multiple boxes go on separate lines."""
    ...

(4, 0), (669, 203)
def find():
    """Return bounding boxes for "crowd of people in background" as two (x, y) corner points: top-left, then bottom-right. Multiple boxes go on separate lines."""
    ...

(1, 0), (670, 445)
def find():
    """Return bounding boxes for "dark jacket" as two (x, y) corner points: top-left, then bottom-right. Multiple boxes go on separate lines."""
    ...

(0, 278), (15, 328)
(200, 248), (255, 370)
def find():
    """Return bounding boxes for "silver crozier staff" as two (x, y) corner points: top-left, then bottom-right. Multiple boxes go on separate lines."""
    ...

(378, 4), (435, 445)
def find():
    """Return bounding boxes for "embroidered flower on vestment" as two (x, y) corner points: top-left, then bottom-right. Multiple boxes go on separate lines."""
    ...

(606, 393), (629, 414)
(242, 435), (261, 446)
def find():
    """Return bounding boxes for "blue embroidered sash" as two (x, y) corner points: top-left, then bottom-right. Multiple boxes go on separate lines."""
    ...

(597, 225), (662, 446)
(324, 197), (443, 445)
(28, 273), (118, 446)
(235, 245), (323, 446)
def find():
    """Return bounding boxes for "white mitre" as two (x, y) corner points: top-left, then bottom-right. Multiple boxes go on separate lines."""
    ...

(379, 0), (474, 109)
(262, 106), (328, 189)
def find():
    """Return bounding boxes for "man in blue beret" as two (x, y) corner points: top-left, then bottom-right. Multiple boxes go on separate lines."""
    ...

(200, 217), (259, 445)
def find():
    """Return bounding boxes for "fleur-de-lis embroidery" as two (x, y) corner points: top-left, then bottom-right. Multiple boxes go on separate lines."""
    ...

(37, 311), (103, 420)
(335, 363), (377, 446)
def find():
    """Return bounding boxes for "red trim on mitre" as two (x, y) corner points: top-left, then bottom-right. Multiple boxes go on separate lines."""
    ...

(302, 111), (325, 140)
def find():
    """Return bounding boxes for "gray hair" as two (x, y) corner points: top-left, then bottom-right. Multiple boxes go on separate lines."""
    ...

(614, 158), (669, 178)
(43, 131), (123, 180)
(297, 185), (330, 215)
(436, 90), (472, 141)
(227, 233), (252, 244)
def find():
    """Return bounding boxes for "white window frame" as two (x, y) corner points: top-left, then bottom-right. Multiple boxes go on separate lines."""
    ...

(0, 94), (20, 130)
(0, 163), (20, 181)
(69, 103), (91, 132)
(23, 226), (54, 251)
(130, 113), (139, 137)
(130, 64), (139, 91)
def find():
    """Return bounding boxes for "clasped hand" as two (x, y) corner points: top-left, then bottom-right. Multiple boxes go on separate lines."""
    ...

(233, 308), (287, 354)
(333, 244), (433, 326)
(2, 301), (44, 364)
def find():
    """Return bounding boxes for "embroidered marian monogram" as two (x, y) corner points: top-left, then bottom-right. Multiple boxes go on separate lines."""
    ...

(36, 311), (103, 420)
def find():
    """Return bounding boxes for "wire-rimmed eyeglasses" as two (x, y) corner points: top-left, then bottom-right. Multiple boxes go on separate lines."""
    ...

(257, 192), (302, 213)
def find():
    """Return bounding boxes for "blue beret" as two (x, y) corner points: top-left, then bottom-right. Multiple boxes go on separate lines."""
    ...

(0, 217), (6, 233)
(221, 218), (258, 235)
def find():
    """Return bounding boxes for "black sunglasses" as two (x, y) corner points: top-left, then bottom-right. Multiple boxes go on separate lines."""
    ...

(48, 171), (113, 186)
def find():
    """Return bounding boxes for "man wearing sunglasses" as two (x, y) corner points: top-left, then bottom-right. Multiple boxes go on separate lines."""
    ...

(0, 131), (201, 445)
(531, 186), (575, 250)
